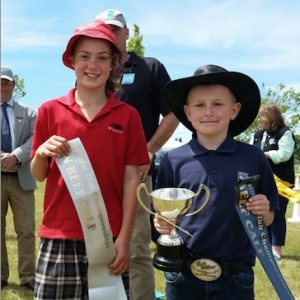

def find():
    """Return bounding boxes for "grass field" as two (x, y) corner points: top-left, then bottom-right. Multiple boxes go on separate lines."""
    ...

(1, 181), (300, 299)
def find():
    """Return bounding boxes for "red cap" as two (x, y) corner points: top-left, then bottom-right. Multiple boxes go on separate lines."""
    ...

(62, 20), (121, 69)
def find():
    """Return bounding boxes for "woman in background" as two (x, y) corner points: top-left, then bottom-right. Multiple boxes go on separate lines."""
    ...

(251, 103), (296, 260)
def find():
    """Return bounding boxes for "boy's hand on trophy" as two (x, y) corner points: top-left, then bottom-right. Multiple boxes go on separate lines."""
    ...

(154, 213), (173, 234)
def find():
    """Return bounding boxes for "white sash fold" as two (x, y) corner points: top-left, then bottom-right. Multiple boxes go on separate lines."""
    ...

(55, 138), (127, 300)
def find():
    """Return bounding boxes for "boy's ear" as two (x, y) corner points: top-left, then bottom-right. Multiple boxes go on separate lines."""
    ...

(70, 56), (75, 69)
(183, 105), (191, 121)
(231, 102), (241, 120)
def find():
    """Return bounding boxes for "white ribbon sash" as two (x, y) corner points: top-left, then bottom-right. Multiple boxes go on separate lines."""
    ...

(55, 138), (127, 300)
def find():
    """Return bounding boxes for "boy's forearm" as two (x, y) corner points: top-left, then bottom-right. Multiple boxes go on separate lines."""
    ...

(263, 209), (275, 227)
(31, 154), (49, 181)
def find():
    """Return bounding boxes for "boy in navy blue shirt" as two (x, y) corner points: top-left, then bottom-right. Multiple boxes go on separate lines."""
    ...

(153, 65), (278, 300)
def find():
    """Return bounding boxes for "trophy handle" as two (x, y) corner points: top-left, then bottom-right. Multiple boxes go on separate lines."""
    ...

(186, 184), (210, 216)
(136, 183), (155, 216)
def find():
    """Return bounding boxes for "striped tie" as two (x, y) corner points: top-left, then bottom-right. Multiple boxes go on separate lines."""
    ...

(1, 103), (12, 153)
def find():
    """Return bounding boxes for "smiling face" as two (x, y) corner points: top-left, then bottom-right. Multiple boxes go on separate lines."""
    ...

(71, 36), (113, 90)
(183, 84), (241, 142)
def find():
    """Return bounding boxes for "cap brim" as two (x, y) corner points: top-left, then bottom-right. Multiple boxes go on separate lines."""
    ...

(166, 72), (261, 137)
(1, 75), (14, 81)
(104, 20), (125, 28)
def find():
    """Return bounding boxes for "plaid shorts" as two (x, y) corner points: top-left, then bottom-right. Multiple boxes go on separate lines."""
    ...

(34, 238), (129, 300)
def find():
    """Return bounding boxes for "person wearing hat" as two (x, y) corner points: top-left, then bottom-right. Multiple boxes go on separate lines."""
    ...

(95, 9), (179, 300)
(1, 66), (37, 291)
(153, 65), (279, 299)
(30, 20), (149, 299)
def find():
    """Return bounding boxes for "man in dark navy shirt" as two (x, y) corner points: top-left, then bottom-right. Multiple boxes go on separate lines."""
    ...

(96, 9), (179, 300)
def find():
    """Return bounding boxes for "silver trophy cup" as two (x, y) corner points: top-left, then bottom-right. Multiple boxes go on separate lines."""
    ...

(137, 184), (210, 272)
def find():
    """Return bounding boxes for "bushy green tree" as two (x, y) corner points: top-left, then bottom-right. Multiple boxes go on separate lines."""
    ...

(127, 24), (145, 56)
(13, 74), (26, 100)
(236, 83), (300, 161)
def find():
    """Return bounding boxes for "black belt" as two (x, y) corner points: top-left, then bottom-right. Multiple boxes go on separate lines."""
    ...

(1, 172), (18, 176)
(215, 262), (242, 277)
(186, 260), (243, 278)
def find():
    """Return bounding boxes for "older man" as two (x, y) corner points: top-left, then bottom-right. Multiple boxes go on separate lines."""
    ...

(1, 66), (37, 291)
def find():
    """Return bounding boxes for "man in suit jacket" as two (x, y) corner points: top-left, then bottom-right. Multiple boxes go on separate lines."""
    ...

(1, 66), (37, 291)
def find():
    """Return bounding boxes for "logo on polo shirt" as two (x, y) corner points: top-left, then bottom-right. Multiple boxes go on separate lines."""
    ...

(108, 123), (123, 134)
(237, 171), (249, 181)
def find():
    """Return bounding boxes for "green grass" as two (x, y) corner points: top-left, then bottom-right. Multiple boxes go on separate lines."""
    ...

(2, 181), (300, 299)
(1, 182), (44, 299)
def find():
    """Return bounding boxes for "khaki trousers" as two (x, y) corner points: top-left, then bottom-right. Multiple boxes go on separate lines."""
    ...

(130, 176), (156, 300)
(1, 174), (35, 284)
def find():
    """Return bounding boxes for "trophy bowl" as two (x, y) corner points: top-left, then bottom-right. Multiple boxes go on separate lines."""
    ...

(137, 184), (210, 272)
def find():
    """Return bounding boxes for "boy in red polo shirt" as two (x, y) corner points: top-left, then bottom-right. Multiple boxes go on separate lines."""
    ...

(31, 20), (149, 299)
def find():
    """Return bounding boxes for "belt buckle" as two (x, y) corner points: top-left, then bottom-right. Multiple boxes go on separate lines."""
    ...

(190, 258), (222, 281)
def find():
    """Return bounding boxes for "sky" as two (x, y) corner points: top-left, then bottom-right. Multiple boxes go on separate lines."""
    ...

(2, 0), (300, 143)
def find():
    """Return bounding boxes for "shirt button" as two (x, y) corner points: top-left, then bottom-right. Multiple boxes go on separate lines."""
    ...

(212, 169), (216, 174)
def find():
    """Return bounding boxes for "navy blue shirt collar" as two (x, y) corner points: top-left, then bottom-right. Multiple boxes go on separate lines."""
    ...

(188, 135), (237, 156)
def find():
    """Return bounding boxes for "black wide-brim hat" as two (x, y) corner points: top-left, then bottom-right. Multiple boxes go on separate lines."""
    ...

(166, 65), (261, 137)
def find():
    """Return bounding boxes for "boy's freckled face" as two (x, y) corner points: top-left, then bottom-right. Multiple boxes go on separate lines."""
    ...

(183, 84), (241, 137)
(72, 37), (113, 88)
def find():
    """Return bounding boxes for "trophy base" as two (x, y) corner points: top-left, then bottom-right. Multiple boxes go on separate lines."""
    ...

(153, 242), (187, 272)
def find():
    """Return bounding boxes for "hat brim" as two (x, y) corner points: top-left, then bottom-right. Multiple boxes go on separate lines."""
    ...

(1, 75), (14, 81)
(62, 30), (121, 69)
(166, 72), (261, 137)
(104, 20), (125, 28)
